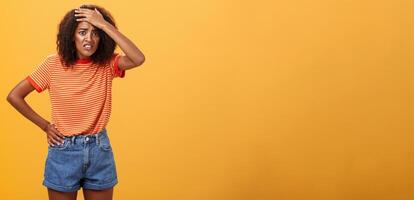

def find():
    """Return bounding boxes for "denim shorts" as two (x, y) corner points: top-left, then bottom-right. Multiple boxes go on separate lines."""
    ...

(43, 128), (118, 192)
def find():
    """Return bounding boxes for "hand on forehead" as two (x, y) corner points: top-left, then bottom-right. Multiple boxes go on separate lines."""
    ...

(76, 21), (97, 30)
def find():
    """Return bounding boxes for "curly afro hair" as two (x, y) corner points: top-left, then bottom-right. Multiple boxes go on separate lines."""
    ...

(56, 4), (117, 67)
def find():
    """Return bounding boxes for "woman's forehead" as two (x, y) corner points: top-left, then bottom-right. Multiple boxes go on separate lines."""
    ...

(76, 22), (97, 30)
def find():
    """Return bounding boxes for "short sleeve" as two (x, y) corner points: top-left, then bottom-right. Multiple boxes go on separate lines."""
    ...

(111, 53), (126, 79)
(26, 55), (52, 93)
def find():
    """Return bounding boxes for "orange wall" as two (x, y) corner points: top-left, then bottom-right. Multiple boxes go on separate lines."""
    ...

(1, 0), (413, 199)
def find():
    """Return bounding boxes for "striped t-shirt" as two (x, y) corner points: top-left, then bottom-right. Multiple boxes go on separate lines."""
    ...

(27, 53), (125, 136)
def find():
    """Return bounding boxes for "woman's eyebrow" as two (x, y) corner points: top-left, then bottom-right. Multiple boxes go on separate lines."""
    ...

(77, 28), (98, 31)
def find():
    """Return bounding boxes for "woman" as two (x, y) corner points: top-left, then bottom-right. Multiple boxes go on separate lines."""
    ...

(7, 4), (145, 200)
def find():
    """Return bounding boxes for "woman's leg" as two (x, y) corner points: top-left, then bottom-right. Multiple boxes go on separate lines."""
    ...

(83, 188), (113, 200)
(48, 188), (78, 200)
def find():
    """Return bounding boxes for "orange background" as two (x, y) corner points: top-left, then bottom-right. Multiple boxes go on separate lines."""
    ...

(1, 0), (414, 199)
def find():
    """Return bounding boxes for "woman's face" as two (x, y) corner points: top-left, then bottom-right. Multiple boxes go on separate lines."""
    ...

(74, 21), (100, 59)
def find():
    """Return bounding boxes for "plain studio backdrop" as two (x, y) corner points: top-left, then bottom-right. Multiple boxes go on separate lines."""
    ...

(1, 0), (414, 199)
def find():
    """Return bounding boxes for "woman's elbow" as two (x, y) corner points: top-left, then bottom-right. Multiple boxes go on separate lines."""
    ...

(6, 89), (25, 105)
(134, 56), (145, 67)
(7, 91), (17, 104)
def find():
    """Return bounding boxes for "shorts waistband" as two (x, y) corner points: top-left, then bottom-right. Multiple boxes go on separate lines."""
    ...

(63, 129), (107, 144)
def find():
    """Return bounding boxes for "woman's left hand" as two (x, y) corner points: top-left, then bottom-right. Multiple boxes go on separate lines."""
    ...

(74, 8), (108, 29)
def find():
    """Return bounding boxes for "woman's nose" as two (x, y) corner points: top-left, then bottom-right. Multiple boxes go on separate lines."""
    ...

(85, 33), (92, 41)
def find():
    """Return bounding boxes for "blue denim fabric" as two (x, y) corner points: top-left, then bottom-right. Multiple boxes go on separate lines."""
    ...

(43, 128), (118, 192)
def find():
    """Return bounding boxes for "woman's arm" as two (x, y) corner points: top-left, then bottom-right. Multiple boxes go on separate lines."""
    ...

(75, 8), (146, 70)
(7, 79), (65, 145)
(100, 22), (146, 70)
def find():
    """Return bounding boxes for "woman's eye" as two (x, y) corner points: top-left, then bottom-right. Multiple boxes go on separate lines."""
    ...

(79, 31), (86, 35)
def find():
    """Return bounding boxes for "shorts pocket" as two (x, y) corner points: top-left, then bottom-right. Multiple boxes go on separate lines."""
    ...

(48, 139), (69, 150)
(98, 137), (112, 151)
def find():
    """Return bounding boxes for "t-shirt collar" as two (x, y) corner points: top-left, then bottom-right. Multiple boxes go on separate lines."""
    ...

(76, 58), (92, 64)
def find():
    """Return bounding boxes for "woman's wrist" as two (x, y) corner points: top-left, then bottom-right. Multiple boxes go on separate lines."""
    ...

(41, 121), (50, 131)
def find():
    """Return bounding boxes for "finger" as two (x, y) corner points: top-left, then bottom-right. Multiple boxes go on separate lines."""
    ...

(76, 18), (88, 22)
(48, 139), (57, 146)
(55, 132), (66, 140)
(74, 11), (90, 19)
(49, 137), (60, 146)
(55, 130), (66, 138)
(51, 131), (65, 141)
(74, 8), (86, 13)
(77, 8), (93, 13)
(48, 128), (64, 142)
(49, 125), (65, 140)
(51, 133), (64, 144)
(74, 13), (87, 18)
(50, 131), (65, 143)
(47, 138), (52, 146)
(94, 8), (101, 15)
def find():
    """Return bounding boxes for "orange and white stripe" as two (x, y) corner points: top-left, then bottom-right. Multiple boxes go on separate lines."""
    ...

(27, 53), (125, 136)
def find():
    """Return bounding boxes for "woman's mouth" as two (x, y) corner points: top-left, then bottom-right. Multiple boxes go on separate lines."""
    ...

(83, 44), (93, 50)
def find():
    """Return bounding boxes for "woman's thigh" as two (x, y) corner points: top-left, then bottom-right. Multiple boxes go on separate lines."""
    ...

(83, 188), (113, 200)
(48, 188), (78, 200)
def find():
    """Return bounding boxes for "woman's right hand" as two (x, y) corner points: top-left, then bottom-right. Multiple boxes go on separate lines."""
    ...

(6, 79), (66, 146)
(44, 123), (65, 146)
